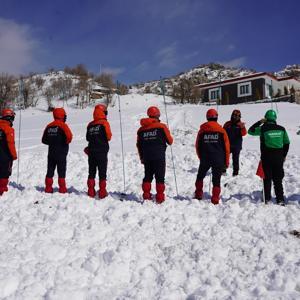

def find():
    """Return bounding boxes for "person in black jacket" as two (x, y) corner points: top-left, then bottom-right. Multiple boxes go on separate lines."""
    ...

(248, 109), (290, 204)
(85, 105), (112, 199)
(137, 106), (173, 203)
(195, 109), (230, 204)
(223, 109), (247, 176)
(42, 108), (73, 193)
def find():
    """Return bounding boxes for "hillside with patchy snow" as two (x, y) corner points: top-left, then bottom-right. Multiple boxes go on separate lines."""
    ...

(132, 63), (255, 95)
(0, 94), (299, 299)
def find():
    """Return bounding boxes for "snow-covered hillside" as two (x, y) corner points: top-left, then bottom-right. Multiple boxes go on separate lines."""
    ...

(276, 64), (300, 78)
(0, 95), (300, 299)
(132, 63), (300, 96)
(132, 63), (255, 95)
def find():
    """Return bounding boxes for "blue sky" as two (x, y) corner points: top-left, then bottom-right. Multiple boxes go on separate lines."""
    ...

(0, 0), (299, 83)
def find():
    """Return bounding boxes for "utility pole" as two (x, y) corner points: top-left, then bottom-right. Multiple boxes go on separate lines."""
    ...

(217, 70), (223, 111)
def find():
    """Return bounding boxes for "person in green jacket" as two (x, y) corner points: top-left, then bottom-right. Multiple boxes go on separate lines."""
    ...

(248, 109), (290, 205)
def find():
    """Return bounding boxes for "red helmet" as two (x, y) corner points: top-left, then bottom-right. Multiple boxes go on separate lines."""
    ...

(95, 104), (107, 112)
(147, 106), (160, 118)
(1, 108), (15, 118)
(206, 108), (218, 120)
(53, 108), (66, 120)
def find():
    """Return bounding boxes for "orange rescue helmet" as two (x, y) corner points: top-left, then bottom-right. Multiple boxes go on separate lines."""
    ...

(147, 106), (160, 118)
(1, 108), (15, 118)
(95, 104), (107, 112)
(206, 108), (218, 121)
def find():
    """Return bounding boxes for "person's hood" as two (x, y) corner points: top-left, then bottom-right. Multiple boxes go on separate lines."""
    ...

(93, 109), (107, 120)
(140, 117), (159, 127)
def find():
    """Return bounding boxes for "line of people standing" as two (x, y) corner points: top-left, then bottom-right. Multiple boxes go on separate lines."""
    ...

(0, 104), (290, 205)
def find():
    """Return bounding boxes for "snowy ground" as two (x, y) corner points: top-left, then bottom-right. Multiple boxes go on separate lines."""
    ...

(0, 95), (299, 299)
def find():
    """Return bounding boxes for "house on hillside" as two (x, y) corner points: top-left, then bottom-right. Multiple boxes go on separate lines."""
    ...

(90, 84), (111, 100)
(195, 72), (300, 104)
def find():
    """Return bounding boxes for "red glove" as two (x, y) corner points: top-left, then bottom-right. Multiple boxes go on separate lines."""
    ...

(237, 122), (245, 128)
(84, 147), (89, 155)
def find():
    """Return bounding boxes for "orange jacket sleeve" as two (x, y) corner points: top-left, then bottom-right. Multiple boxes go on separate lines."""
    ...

(162, 124), (173, 145)
(103, 121), (112, 141)
(62, 123), (73, 144)
(241, 126), (247, 136)
(5, 127), (17, 160)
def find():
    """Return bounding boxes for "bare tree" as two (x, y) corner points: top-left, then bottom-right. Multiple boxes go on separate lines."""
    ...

(95, 73), (115, 89)
(171, 78), (194, 104)
(64, 64), (89, 77)
(49, 77), (74, 102)
(44, 87), (55, 111)
(0, 73), (17, 109)
(144, 86), (151, 94)
(118, 83), (129, 95)
(94, 73), (116, 105)
(21, 78), (36, 108)
(190, 87), (202, 104)
(35, 76), (45, 89)
(75, 76), (89, 108)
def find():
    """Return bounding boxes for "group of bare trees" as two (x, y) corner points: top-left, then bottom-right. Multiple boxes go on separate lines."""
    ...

(0, 63), (129, 111)
(142, 76), (206, 104)
(0, 73), (39, 109)
(171, 78), (203, 104)
(64, 64), (128, 109)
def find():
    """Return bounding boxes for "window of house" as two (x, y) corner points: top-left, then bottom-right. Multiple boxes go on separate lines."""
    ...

(237, 82), (252, 97)
(209, 88), (221, 101)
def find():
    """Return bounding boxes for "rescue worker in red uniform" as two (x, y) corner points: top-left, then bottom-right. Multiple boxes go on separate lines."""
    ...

(42, 108), (73, 193)
(195, 109), (230, 204)
(85, 104), (112, 199)
(0, 109), (17, 195)
(223, 109), (247, 176)
(137, 106), (173, 203)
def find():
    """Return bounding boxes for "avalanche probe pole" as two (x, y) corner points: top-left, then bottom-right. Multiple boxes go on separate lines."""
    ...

(117, 83), (126, 196)
(160, 78), (179, 197)
(17, 78), (24, 185)
(17, 108), (22, 185)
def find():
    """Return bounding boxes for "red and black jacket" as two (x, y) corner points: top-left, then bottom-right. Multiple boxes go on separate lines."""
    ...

(196, 121), (230, 167)
(0, 119), (17, 161)
(86, 116), (112, 155)
(223, 120), (247, 150)
(42, 120), (73, 156)
(137, 118), (173, 161)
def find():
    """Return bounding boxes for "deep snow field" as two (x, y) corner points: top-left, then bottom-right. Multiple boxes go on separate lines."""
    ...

(0, 94), (299, 299)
